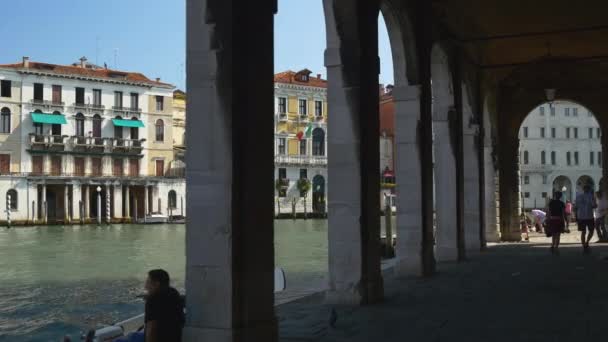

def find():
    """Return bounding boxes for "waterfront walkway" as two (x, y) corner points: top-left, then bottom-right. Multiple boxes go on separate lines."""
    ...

(278, 232), (608, 341)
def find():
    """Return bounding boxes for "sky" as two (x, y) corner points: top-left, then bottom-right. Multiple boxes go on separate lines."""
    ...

(0, 0), (394, 90)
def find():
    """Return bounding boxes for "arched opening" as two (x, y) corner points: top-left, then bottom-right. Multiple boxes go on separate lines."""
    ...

(51, 111), (62, 138)
(168, 190), (177, 209)
(75, 113), (85, 137)
(519, 101), (602, 211)
(114, 116), (123, 139)
(312, 175), (325, 214)
(311, 128), (325, 156)
(130, 117), (140, 140)
(1, 107), (10, 133)
(92, 114), (102, 145)
(155, 119), (164, 142)
(7, 189), (17, 210)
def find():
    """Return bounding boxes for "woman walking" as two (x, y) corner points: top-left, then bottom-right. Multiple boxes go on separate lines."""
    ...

(547, 192), (566, 255)
(595, 191), (608, 241)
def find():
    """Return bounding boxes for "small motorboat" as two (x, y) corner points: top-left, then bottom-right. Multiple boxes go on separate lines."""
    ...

(139, 213), (168, 224)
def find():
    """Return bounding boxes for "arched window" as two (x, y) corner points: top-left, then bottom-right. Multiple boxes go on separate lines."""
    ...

(7, 189), (17, 210)
(92, 114), (102, 137)
(114, 116), (123, 139)
(155, 119), (164, 142)
(541, 151), (546, 165)
(51, 111), (62, 136)
(523, 151), (529, 165)
(168, 190), (177, 209)
(75, 113), (85, 137)
(1, 107), (10, 133)
(312, 128), (325, 156)
(130, 117), (139, 140)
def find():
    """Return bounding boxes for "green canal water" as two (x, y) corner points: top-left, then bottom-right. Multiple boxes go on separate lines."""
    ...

(0, 221), (330, 341)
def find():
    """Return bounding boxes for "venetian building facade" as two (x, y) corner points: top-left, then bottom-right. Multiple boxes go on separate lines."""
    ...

(0, 57), (185, 224)
(274, 69), (328, 215)
(172, 89), (186, 164)
(519, 101), (602, 209)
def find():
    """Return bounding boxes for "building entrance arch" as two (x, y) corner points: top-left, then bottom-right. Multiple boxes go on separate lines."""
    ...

(553, 176), (573, 203)
(576, 175), (595, 194)
(312, 175), (325, 214)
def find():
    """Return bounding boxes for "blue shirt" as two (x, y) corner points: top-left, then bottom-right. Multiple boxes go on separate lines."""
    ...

(576, 192), (595, 220)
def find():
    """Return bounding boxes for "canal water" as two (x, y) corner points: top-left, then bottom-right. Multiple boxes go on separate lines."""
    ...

(0, 218), (395, 341)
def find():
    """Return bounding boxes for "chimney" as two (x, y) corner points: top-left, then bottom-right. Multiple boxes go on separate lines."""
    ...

(317, 74), (321, 79)
(79, 56), (87, 68)
(156, 77), (161, 82)
(22, 56), (30, 68)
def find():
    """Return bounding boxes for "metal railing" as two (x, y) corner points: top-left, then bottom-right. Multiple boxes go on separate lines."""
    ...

(274, 155), (327, 166)
(30, 99), (65, 109)
(30, 134), (146, 155)
(73, 103), (106, 111)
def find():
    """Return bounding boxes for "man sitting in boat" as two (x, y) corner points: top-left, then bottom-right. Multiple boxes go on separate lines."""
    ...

(115, 269), (185, 342)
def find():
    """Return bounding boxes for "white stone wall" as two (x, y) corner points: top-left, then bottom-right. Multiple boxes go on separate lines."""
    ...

(274, 166), (327, 214)
(519, 101), (602, 208)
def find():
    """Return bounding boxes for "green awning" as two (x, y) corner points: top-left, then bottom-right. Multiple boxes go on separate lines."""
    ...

(112, 119), (145, 128)
(31, 113), (67, 125)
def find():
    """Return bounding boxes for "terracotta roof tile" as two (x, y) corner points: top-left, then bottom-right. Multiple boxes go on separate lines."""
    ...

(0, 60), (173, 88)
(274, 70), (327, 88)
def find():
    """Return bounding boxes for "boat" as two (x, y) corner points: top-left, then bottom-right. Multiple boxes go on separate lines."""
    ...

(138, 213), (168, 224)
(91, 268), (286, 341)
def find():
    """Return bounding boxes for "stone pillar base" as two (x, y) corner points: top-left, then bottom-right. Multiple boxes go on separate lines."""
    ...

(485, 231), (501, 243)
(182, 322), (277, 342)
(501, 231), (522, 242)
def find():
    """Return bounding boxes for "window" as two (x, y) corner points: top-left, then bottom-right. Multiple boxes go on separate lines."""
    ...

(168, 190), (177, 209)
(524, 192), (530, 198)
(523, 151), (529, 164)
(566, 127), (570, 139)
(573, 108), (578, 116)
(278, 168), (287, 179)
(523, 127), (528, 138)
(574, 127), (578, 139)
(75, 113), (85, 137)
(155, 96), (164, 111)
(539, 106), (545, 116)
(540, 127), (545, 138)
(541, 151), (546, 164)
(599, 152), (603, 167)
(33, 83), (43, 101)
(93, 89), (102, 106)
(590, 151), (595, 165)
(542, 175), (548, 184)
(6, 189), (17, 210)
(312, 128), (325, 156)
(130, 93), (139, 109)
(278, 168), (287, 197)
(0, 108), (10, 133)
(278, 97), (287, 114)
(114, 91), (123, 108)
(130, 118), (139, 140)
(32, 156), (43, 175)
(524, 175), (530, 184)
(598, 128), (601, 139)
(551, 151), (556, 165)
(52, 85), (62, 104)
(299, 169), (307, 179)
(0, 154), (9, 174)
(0, 80), (11, 97)
(551, 127), (556, 138)
(589, 127), (593, 139)
(278, 138), (286, 154)
(129, 159), (139, 176)
(299, 139), (306, 155)
(567, 152), (571, 165)
(155, 119), (164, 142)
(92, 114), (102, 139)
(315, 101), (323, 117)
(574, 151), (579, 165)
(299, 99), (307, 115)
(542, 192), (548, 198)
(114, 116), (123, 139)
(51, 156), (62, 176)
(74, 157), (85, 176)
(34, 122), (43, 135)
(565, 107), (570, 116)
(91, 158), (102, 176)
(113, 159), (123, 176)
(75, 87), (85, 105)
(550, 107), (556, 116)
(156, 160), (165, 176)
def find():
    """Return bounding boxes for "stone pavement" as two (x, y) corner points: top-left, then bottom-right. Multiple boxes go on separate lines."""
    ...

(278, 230), (608, 341)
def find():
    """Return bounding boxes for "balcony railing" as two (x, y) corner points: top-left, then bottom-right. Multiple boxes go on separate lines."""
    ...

(277, 112), (288, 122)
(29, 135), (146, 155)
(73, 103), (106, 111)
(275, 154), (327, 166)
(28, 134), (68, 151)
(112, 106), (142, 116)
(30, 99), (65, 110)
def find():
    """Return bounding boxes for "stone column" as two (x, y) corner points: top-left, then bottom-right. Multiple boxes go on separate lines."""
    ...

(42, 184), (47, 223)
(113, 185), (123, 220)
(64, 185), (70, 223)
(72, 183), (81, 221)
(463, 124), (481, 254)
(434, 112), (459, 261)
(498, 135), (522, 241)
(144, 185), (149, 215)
(393, 85), (424, 276)
(184, 0), (277, 340)
(324, 0), (383, 305)
(125, 186), (131, 219)
(484, 146), (501, 242)
(84, 185), (90, 220)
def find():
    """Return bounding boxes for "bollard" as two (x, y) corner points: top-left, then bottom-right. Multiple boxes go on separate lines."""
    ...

(384, 196), (394, 257)
(106, 191), (111, 225)
(6, 194), (11, 228)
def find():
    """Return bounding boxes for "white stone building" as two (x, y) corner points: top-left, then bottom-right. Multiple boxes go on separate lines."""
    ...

(0, 57), (186, 224)
(519, 101), (602, 209)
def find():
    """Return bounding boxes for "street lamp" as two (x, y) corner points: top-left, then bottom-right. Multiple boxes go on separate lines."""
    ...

(562, 186), (567, 203)
(96, 186), (102, 225)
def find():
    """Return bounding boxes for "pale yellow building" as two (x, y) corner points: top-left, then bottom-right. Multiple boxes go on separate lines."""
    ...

(146, 89), (175, 176)
(172, 90), (186, 163)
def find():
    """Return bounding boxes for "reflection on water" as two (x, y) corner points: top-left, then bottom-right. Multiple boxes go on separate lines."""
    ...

(0, 221), (332, 341)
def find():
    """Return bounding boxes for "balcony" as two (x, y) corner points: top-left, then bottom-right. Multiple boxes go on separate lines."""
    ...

(110, 138), (146, 154)
(275, 154), (327, 166)
(30, 99), (65, 111)
(72, 103), (106, 112)
(28, 134), (68, 151)
(277, 112), (288, 122)
(298, 114), (309, 122)
(112, 106), (142, 117)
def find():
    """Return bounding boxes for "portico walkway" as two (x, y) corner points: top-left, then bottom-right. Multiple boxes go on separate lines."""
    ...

(279, 233), (608, 342)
